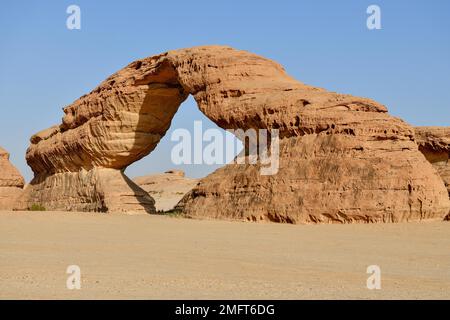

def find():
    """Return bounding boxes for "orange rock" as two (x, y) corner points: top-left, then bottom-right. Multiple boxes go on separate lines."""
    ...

(415, 126), (450, 220)
(0, 147), (24, 210)
(22, 46), (450, 221)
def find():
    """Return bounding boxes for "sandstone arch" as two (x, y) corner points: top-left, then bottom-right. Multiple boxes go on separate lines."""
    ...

(21, 46), (450, 222)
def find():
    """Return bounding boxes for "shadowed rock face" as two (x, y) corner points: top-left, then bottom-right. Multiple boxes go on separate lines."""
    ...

(0, 147), (24, 210)
(415, 127), (450, 220)
(21, 45), (450, 221)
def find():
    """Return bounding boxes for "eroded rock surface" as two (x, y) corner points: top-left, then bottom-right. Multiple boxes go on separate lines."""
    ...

(415, 126), (450, 220)
(133, 170), (198, 212)
(23, 168), (154, 213)
(0, 147), (24, 210)
(23, 45), (450, 221)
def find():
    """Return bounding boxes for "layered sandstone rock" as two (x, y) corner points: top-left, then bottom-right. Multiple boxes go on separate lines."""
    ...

(178, 121), (450, 223)
(23, 168), (154, 213)
(23, 45), (450, 221)
(415, 127), (450, 220)
(0, 147), (25, 210)
(133, 170), (198, 212)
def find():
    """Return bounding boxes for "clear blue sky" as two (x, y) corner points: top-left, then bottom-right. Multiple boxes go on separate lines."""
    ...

(1, 0), (449, 182)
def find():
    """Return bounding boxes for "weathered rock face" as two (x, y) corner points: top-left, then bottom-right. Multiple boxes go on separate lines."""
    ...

(133, 170), (198, 212)
(415, 127), (450, 194)
(178, 123), (450, 223)
(22, 168), (154, 213)
(415, 127), (450, 220)
(0, 147), (25, 210)
(23, 45), (450, 221)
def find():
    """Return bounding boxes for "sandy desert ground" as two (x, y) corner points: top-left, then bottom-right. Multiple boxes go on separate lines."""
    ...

(0, 211), (449, 300)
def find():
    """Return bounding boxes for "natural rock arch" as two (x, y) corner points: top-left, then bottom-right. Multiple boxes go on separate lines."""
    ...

(21, 46), (450, 222)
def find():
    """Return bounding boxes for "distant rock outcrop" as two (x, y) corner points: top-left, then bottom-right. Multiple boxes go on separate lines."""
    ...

(133, 170), (198, 212)
(415, 127), (450, 220)
(0, 147), (24, 210)
(21, 45), (450, 222)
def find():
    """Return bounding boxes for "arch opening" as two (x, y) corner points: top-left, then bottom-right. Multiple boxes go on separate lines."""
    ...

(125, 95), (243, 181)
(126, 95), (244, 212)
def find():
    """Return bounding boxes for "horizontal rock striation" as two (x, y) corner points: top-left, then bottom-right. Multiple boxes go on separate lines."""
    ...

(23, 45), (450, 221)
(22, 168), (154, 213)
(0, 147), (25, 210)
(178, 121), (449, 223)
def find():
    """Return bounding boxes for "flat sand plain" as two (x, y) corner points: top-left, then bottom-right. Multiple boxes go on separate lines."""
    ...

(0, 211), (449, 299)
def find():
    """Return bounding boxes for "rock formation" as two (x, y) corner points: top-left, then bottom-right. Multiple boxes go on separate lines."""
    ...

(0, 147), (25, 210)
(133, 170), (198, 212)
(21, 168), (154, 213)
(415, 127), (450, 220)
(22, 45), (450, 222)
